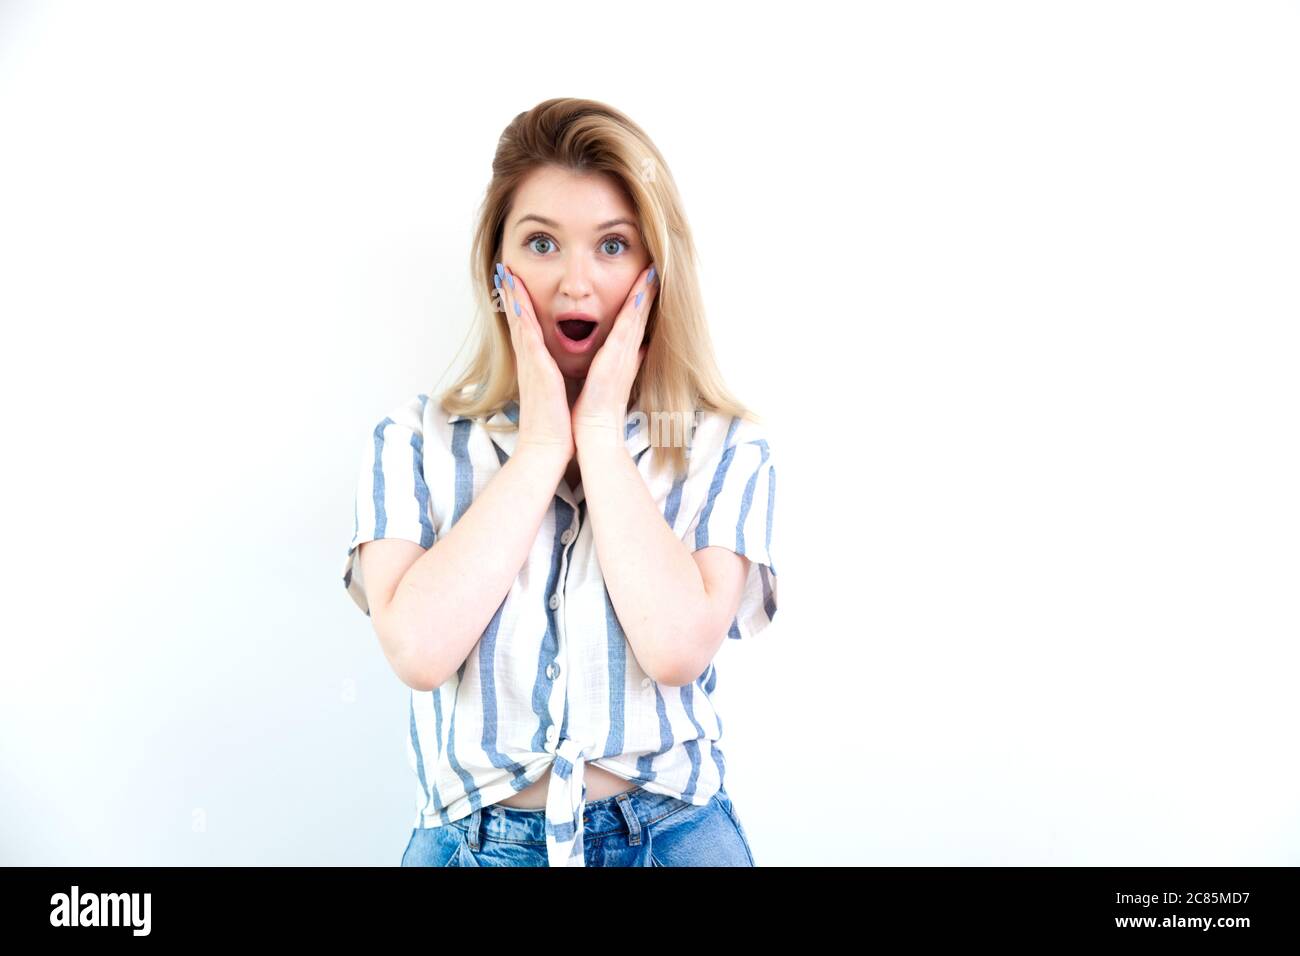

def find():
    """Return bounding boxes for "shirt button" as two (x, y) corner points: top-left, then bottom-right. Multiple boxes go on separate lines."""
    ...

(546, 726), (557, 742)
(549, 593), (560, 610)
(560, 528), (575, 544)
(641, 677), (652, 688)
(546, 662), (561, 680)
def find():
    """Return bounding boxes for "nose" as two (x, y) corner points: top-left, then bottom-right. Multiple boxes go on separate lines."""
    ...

(558, 257), (595, 302)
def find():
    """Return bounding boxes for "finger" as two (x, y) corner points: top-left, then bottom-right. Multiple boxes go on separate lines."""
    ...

(632, 263), (658, 333)
(640, 262), (658, 315)
(495, 262), (522, 357)
(503, 265), (543, 346)
(499, 262), (545, 366)
(606, 265), (650, 351)
(496, 264), (538, 353)
(629, 263), (657, 343)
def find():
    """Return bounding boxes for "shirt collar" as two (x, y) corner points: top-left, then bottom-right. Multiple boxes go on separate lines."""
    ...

(447, 399), (652, 460)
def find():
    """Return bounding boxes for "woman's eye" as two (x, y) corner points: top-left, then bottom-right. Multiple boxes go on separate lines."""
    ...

(525, 234), (629, 256)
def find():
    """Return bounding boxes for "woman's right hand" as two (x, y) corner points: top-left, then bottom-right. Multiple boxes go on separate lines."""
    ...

(495, 261), (574, 466)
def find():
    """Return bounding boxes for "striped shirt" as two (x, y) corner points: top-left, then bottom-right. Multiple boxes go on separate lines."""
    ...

(342, 391), (779, 866)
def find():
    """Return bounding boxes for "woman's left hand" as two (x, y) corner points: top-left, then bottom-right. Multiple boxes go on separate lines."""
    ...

(572, 263), (658, 450)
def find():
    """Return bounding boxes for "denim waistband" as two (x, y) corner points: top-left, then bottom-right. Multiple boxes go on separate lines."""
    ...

(447, 785), (718, 846)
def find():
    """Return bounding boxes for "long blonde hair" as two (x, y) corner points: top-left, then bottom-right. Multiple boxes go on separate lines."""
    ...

(435, 97), (759, 480)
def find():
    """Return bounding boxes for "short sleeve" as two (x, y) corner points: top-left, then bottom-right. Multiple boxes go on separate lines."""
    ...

(683, 421), (779, 641)
(342, 394), (439, 617)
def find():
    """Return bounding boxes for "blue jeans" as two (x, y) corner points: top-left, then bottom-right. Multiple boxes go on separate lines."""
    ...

(400, 784), (756, 867)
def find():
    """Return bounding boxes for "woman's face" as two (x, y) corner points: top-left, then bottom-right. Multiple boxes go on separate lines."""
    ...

(501, 165), (652, 382)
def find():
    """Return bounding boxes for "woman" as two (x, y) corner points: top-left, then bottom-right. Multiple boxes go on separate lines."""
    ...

(343, 98), (779, 866)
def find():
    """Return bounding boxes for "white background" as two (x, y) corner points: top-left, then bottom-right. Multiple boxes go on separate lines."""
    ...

(1, 0), (1296, 865)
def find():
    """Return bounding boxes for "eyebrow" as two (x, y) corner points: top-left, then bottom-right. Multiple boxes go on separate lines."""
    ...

(514, 214), (640, 234)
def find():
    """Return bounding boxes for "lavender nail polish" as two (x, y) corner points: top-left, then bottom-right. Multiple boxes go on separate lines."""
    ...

(635, 291), (644, 307)
(647, 265), (656, 285)
(514, 300), (521, 316)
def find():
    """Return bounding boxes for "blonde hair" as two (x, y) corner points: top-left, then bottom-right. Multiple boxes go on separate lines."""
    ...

(435, 97), (760, 481)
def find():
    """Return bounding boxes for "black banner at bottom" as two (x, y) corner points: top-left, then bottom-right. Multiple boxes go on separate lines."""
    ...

(4, 865), (1295, 944)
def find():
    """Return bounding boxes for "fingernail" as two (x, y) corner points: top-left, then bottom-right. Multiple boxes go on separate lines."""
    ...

(493, 274), (501, 290)
(507, 273), (514, 290)
(635, 291), (644, 307)
(513, 299), (521, 316)
(647, 265), (656, 285)
(495, 262), (504, 280)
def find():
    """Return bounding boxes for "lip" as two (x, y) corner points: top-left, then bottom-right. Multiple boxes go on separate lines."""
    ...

(554, 311), (601, 355)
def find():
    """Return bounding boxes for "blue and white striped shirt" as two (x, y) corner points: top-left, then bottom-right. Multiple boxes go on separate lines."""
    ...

(342, 391), (779, 866)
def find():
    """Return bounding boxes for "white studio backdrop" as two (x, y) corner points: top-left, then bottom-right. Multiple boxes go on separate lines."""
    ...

(0, 0), (1296, 866)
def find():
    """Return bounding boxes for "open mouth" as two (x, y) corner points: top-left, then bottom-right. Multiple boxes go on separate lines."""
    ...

(557, 319), (598, 342)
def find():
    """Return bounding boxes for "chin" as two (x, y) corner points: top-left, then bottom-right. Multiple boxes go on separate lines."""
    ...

(548, 349), (587, 374)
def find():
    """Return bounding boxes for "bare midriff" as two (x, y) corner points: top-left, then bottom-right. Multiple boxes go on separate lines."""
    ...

(496, 761), (639, 809)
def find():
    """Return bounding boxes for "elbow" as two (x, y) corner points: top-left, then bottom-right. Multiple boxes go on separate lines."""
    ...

(386, 641), (438, 693)
(654, 666), (693, 689)
(657, 613), (727, 687)
(372, 585), (456, 693)
(649, 632), (710, 688)
(647, 602), (727, 687)
(396, 648), (453, 693)
(377, 616), (444, 693)
(398, 660), (439, 694)
(396, 631), (456, 693)
(661, 656), (711, 688)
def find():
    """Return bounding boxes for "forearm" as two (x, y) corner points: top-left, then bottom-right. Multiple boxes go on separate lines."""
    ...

(577, 433), (709, 686)
(388, 443), (566, 690)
